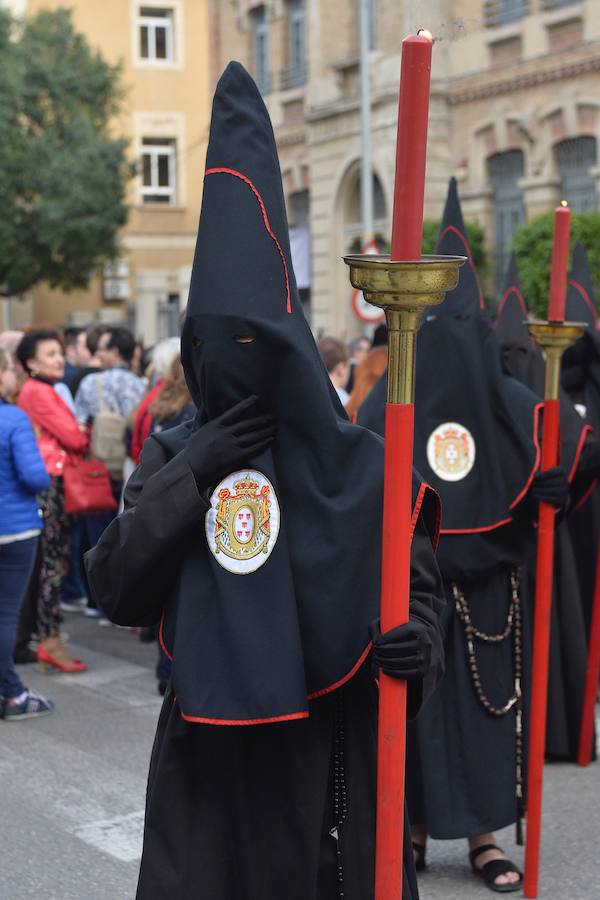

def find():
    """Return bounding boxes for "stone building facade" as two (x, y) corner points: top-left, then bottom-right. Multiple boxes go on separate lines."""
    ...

(210, 0), (600, 337)
(2, 0), (210, 343)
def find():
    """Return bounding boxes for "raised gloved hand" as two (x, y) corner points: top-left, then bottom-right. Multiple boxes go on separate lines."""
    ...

(531, 466), (570, 509)
(184, 395), (276, 489)
(369, 617), (433, 681)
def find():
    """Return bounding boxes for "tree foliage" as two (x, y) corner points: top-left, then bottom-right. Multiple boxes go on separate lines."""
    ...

(511, 211), (600, 318)
(0, 7), (132, 297)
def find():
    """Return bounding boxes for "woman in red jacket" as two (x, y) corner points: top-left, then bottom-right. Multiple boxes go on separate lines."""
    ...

(17, 330), (89, 673)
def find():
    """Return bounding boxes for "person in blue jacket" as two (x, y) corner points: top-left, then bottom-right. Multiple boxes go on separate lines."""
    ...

(0, 349), (54, 721)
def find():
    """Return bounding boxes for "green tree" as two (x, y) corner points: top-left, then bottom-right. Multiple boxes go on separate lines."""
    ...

(511, 211), (600, 318)
(0, 7), (132, 298)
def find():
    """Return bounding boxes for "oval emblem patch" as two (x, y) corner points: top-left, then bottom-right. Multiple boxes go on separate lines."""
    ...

(205, 470), (280, 574)
(426, 422), (476, 482)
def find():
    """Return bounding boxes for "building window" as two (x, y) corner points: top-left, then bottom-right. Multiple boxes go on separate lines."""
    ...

(138, 7), (174, 62)
(252, 6), (271, 95)
(488, 150), (526, 292)
(281, 0), (307, 89)
(141, 138), (177, 204)
(556, 137), (598, 212)
(484, 0), (530, 28)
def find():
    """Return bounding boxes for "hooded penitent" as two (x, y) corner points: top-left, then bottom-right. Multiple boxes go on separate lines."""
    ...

(360, 180), (541, 576)
(153, 61), (437, 725)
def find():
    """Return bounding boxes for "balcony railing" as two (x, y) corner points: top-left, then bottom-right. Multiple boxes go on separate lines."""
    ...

(280, 61), (308, 90)
(484, 0), (531, 27)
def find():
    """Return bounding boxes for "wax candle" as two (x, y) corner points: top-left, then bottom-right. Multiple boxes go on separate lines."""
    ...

(390, 31), (433, 263)
(547, 201), (571, 323)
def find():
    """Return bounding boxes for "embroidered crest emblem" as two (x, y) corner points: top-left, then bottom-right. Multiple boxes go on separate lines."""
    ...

(205, 470), (280, 574)
(426, 422), (476, 482)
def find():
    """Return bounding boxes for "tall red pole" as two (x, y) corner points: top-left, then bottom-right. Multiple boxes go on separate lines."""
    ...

(578, 538), (600, 766)
(523, 398), (561, 898)
(524, 204), (572, 898)
(347, 31), (465, 900)
(375, 30), (432, 900)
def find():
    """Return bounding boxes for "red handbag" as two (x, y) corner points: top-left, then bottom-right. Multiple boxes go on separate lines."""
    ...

(63, 456), (117, 516)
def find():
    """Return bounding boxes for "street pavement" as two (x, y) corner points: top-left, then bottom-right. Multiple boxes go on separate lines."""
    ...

(1, 614), (599, 900)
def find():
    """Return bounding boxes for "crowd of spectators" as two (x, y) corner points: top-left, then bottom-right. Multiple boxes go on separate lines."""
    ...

(0, 322), (194, 720)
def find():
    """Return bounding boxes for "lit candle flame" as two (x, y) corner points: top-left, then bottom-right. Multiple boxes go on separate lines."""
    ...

(560, 200), (568, 208)
(417, 29), (433, 41)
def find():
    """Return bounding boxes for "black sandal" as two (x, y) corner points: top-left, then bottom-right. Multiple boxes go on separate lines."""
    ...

(469, 844), (523, 894)
(412, 841), (426, 872)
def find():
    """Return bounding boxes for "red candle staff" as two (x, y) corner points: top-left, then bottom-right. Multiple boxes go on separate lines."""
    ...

(524, 203), (584, 898)
(346, 30), (463, 900)
(578, 540), (600, 766)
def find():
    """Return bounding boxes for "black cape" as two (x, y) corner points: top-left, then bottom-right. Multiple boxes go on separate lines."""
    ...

(360, 181), (542, 838)
(87, 61), (445, 899)
(495, 253), (593, 762)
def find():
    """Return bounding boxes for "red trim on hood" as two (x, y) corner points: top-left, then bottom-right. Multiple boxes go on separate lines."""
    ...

(568, 278), (600, 330)
(568, 424), (594, 484)
(436, 225), (485, 310)
(205, 167), (292, 314)
(495, 285), (535, 348)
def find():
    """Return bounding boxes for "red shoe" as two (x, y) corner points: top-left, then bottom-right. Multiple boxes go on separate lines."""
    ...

(37, 639), (88, 674)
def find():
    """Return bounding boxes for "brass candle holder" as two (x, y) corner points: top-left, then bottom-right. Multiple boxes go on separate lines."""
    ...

(343, 254), (466, 402)
(526, 320), (587, 401)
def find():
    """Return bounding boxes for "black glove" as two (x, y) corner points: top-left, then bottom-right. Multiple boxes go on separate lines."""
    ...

(369, 618), (433, 681)
(531, 466), (570, 509)
(184, 395), (275, 489)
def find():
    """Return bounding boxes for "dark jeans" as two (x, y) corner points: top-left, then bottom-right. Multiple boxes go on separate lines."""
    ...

(61, 517), (88, 603)
(0, 537), (39, 699)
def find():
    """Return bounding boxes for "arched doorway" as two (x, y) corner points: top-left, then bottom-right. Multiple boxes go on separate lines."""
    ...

(333, 163), (389, 339)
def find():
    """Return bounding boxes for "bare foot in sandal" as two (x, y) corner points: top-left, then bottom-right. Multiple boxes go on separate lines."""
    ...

(468, 834), (523, 893)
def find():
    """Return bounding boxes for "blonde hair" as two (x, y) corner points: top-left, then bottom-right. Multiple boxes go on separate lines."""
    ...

(149, 355), (193, 422)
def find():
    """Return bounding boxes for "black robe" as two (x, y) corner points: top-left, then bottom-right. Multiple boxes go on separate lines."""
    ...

(88, 433), (444, 900)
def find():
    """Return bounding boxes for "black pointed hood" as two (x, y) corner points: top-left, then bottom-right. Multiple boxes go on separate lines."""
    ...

(494, 254), (532, 353)
(494, 253), (537, 386)
(158, 62), (439, 725)
(566, 243), (599, 331)
(434, 177), (484, 318)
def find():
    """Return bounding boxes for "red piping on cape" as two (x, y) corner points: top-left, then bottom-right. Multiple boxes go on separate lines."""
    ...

(568, 424), (594, 484)
(572, 478), (598, 514)
(436, 225), (485, 310)
(205, 167), (292, 314)
(181, 709), (310, 726)
(440, 402), (543, 535)
(163, 486), (435, 725)
(568, 278), (600, 330)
